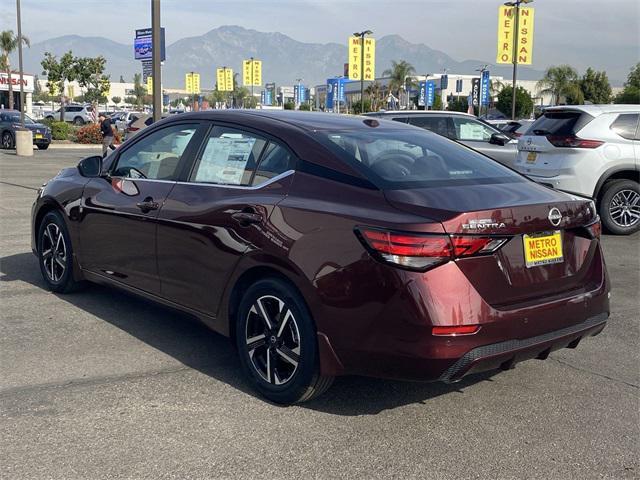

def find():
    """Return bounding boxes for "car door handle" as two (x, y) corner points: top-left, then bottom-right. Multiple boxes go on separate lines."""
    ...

(231, 211), (263, 225)
(136, 197), (159, 213)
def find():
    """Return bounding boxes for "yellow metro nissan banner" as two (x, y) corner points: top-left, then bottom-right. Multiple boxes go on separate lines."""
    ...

(496, 5), (535, 65)
(185, 72), (201, 94)
(242, 59), (262, 87)
(216, 68), (233, 92)
(348, 36), (376, 81)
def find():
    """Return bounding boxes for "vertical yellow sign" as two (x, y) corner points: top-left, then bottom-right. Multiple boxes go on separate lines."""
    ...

(348, 36), (361, 80)
(517, 7), (535, 65)
(185, 73), (200, 94)
(243, 59), (262, 87)
(496, 6), (514, 64)
(496, 6), (534, 65)
(216, 68), (234, 91)
(146, 76), (153, 93)
(363, 37), (376, 80)
(67, 85), (75, 99)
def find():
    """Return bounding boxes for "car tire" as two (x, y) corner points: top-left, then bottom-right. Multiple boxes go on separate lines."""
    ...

(73, 117), (85, 126)
(1, 131), (14, 149)
(37, 211), (82, 293)
(37, 144), (50, 150)
(599, 179), (640, 235)
(235, 277), (334, 404)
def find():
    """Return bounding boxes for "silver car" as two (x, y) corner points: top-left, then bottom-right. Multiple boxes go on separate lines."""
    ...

(44, 104), (94, 125)
(515, 105), (639, 234)
(364, 111), (517, 167)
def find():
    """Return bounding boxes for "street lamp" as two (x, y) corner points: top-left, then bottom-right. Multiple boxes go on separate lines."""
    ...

(353, 29), (372, 113)
(504, 0), (533, 120)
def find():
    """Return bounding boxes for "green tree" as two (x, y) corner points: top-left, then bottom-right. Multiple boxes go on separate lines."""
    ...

(497, 85), (534, 118)
(0, 30), (30, 110)
(132, 73), (146, 108)
(448, 96), (469, 113)
(111, 96), (121, 108)
(73, 56), (110, 119)
(351, 98), (371, 114)
(614, 63), (640, 104)
(579, 68), (611, 104)
(382, 60), (416, 98)
(41, 51), (76, 121)
(537, 65), (583, 105)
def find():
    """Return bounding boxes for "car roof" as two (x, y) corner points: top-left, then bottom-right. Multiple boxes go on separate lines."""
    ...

(544, 104), (640, 116)
(364, 110), (475, 118)
(173, 110), (412, 132)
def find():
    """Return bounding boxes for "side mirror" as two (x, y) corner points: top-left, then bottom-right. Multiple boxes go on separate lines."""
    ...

(490, 132), (510, 146)
(77, 155), (103, 178)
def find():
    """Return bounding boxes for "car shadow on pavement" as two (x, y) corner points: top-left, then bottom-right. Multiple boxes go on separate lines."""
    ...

(1, 251), (495, 416)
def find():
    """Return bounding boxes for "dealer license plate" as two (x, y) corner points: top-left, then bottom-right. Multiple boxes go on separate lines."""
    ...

(526, 151), (537, 163)
(34, 133), (43, 139)
(523, 230), (563, 268)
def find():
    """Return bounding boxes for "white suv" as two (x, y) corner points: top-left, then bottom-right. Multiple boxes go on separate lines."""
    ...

(515, 105), (639, 234)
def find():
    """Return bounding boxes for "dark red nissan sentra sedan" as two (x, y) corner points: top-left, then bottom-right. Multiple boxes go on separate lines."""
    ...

(31, 111), (610, 404)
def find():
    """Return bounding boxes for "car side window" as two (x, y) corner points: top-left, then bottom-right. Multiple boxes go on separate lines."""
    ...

(452, 117), (495, 142)
(113, 123), (198, 180)
(408, 116), (454, 138)
(391, 117), (408, 124)
(610, 114), (639, 140)
(190, 127), (267, 186)
(252, 142), (296, 186)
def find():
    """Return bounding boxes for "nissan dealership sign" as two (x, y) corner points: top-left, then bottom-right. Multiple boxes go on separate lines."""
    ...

(0, 73), (35, 92)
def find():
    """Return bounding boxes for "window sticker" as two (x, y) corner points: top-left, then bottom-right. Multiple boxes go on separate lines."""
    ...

(195, 136), (256, 184)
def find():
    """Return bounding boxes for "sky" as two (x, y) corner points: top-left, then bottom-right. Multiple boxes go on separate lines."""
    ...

(1, 0), (639, 84)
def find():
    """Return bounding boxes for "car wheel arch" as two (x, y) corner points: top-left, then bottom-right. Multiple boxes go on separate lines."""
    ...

(593, 168), (640, 201)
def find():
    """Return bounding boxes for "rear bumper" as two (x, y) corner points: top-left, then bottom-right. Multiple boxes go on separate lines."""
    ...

(439, 312), (608, 383)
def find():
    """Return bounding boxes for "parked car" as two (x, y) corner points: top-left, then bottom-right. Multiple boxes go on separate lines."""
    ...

(32, 111), (609, 404)
(125, 113), (169, 139)
(0, 110), (51, 150)
(500, 120), (534, 139)
(364, 110), (516, 167)
(114, 111), (144, 135)
(44, 104), (94, 125)
(515, 105), (639, 234)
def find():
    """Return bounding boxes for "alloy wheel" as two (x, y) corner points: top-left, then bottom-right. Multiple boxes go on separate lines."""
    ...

(41, 222), (67, 282)
(245, 295), (301, 386)
(2, 132), (12, 149)
(609, 189), (640, 228)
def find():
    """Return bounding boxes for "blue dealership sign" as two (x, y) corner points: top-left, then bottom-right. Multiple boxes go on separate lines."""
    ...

(326, 78), (346, 109)
(418, 82), (426, 107)
(265, 89), (272, 106)
(134, 27), (166, 61)
(294, 84), (307, 104)
(480, 70), (490, 106)
(426, 80), (436, 107)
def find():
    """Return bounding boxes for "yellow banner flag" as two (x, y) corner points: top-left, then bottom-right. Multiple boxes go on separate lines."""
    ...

(348, 36), (361, 80)
(243, 59), (262, 86)
(216, 68), (233, 91)
(496, 5), (515, 64)
(185, 73), (200, 94)
(146, 76), (153, 93)
(363, 37), (376, 81)
(516, 7), (535, 65)
(67, 85), (74, 99)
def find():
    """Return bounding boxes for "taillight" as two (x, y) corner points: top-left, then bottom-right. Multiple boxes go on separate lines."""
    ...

(356, 228), (508, 271)
(432, 325), (480, 336)
(546, 134), (603, 149)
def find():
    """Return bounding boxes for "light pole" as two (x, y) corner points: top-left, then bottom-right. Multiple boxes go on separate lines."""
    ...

(151, 0), (162, 121)
(353, 30), (372, 113)
(250, 56), (254, 108)
(16, 0), (25, 126)
(295, 78), (302, 110)
(504, 0), (533, 120)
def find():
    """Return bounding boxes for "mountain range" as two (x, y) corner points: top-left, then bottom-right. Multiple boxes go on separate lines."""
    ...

(15, 25), (545, 89)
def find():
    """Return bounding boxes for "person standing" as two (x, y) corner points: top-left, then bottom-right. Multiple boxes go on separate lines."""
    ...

(99, 113), (116, 157)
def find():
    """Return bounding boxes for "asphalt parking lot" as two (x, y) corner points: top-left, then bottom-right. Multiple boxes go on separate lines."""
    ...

(1, 147), (638, 479)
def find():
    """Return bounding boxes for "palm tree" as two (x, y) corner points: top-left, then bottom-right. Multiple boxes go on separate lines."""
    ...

(382, 60), (416, 100)
(537, 65), (583, 105)
(0, 30), (30, 110)
(365, 81), (383, 111)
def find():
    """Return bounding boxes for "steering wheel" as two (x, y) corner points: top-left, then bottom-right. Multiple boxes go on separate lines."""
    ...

(370, 151), (415, 178)
(116, 166), (147, 179)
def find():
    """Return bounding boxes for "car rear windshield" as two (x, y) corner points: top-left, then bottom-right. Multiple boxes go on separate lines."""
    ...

(313, 128), (525, 189)
(527, 111), (593, 136)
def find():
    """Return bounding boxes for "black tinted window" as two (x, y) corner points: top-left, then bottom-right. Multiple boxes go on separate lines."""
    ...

(407, 116), (453, 138)
(252, 142), (296, 186)
(528, 111), (593, 136)
(315, 128), (525, 189)
(610, 114), (638, 140)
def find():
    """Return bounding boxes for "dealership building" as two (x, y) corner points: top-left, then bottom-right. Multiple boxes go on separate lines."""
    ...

(0, 72), (34, 113)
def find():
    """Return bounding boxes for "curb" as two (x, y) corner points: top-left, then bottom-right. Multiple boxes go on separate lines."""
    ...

(48, 143), (102, 150)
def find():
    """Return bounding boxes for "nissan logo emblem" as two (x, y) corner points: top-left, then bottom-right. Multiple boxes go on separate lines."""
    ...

(526, 138), (532, 145)
(548, 207), (563, 226)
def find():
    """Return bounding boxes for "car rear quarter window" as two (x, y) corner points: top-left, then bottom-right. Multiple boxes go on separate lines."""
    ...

(315, 128), (525, 189)
(407, 116), (454, 138)
(190, 127), (267, 186)
(528, 111), (593, 136)
(610, 113), (639, 140)
(252, 142), (296, 186)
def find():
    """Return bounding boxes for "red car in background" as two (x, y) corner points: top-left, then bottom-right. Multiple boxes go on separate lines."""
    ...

(31, 111), (609, 404)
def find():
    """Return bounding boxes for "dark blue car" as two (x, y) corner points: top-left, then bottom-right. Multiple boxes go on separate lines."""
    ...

(0, 110), (52, 150)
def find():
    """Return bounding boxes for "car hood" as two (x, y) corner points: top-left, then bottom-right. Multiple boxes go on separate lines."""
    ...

(25, 123), (48, 130)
